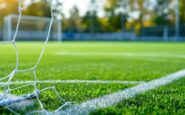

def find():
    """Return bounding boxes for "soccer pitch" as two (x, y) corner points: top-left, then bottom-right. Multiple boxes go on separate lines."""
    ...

(0, 42), (185, 114)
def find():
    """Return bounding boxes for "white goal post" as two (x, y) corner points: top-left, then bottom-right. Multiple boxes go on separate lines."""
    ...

(3, 14), (62, 41)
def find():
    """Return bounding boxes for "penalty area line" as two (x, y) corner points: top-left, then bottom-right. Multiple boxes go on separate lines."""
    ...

(64, 69), (185, 115)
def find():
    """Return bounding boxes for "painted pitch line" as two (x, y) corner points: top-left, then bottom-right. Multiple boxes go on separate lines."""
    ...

(63, 69), (185, 115)
(57, 52), (185, 59)
(0, 80), (145, 85)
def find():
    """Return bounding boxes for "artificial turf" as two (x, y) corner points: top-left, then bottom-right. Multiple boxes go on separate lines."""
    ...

(0, 42), (185, 114)
(92, 77), (185, 115)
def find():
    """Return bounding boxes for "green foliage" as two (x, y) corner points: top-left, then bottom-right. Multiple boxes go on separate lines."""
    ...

(1, 0), (185, 33)
(153, 0), (174, 25)
(0, 0), (18, 29)
(22, 1), (51, 17)
(66, 6), (81, 32)
(179, 0), (185, 23)
(104, 0), (118, 17)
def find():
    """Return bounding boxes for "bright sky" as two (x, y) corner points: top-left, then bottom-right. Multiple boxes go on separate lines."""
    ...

(62, 0), (106, 18)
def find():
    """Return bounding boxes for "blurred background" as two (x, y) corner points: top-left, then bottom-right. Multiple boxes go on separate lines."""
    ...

(0, 0), (185, 41)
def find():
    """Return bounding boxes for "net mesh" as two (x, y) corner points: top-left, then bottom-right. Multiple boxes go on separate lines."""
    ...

(0, 0), (71, 114)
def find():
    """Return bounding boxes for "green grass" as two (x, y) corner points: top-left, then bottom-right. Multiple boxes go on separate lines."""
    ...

(3, 83), (132, 114)
(92, 77), (185, 115)
(0, 42), (185, 114)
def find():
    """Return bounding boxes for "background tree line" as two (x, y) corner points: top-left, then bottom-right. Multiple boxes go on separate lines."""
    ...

(0, 0), (185, 34)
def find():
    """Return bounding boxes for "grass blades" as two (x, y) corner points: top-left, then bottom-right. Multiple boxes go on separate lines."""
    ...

(92, 77), (185, 115)
(0, 42), (185, 113)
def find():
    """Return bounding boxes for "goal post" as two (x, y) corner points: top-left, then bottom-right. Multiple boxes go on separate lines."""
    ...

(3, 14), (62, 41)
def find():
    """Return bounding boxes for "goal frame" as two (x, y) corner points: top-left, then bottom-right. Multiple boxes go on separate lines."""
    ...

(3, 14), (62, 41)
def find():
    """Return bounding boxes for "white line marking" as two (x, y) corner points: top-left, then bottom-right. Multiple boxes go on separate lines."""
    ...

(63, 69), (185, 115)
(0, 80), (145, 85)
(57, 52), (185, 59)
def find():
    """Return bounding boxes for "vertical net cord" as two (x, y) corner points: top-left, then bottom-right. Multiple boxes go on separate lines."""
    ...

(3, 0), (22, 98)
(31, 0), (54, 111)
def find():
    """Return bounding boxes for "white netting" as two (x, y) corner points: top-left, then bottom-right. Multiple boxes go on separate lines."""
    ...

(0, 0), (71, 114)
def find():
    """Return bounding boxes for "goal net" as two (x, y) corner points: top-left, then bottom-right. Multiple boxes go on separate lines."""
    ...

(3, 14), (62, 41)
(0, 0), (70, 114)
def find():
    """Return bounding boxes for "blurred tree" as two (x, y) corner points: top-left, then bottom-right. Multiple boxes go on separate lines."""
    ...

(62, 16), (68, 32)
(90, 0), (96, 33)
(98, 17), (110, 32)
(67, 6), (81, 32)
(22, 0), (51, 17)
(1, 0), (185, 34)
(50, 0), (63, 20)
(134, 0), (152, 35)
(153, 0), (173, 25)
(117, 0), (129, 32)
(81, 11), (103, 32)
(104, 0), (117, 18)
(104, 0), (123, 32)
(81, 11), (91, 32)
(0, 0), (18, 29)
(136, 0), (144, 29)
(179, 0), (185, 23)
(81, 0), (103, 33)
